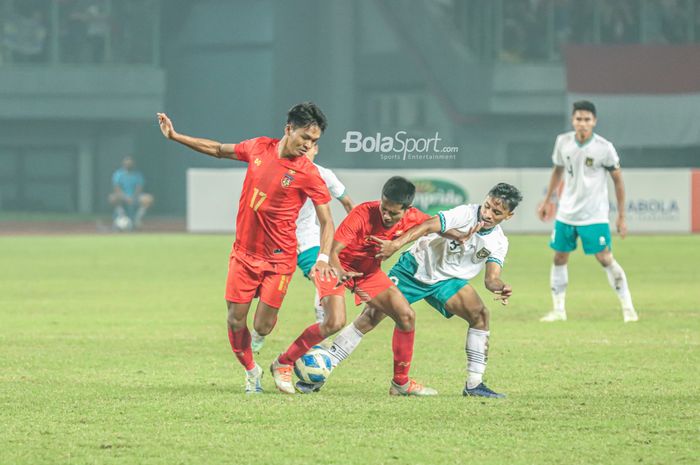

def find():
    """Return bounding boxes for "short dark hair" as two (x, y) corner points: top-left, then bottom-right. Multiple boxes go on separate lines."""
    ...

(572, 100), (596, 116)
(287, 102), (328, 132)
(488, 183), (523, 212)
(382, 176), (416, 209)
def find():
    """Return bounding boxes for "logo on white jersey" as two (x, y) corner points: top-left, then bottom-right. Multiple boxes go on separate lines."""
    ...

(476, 247), (491, 260)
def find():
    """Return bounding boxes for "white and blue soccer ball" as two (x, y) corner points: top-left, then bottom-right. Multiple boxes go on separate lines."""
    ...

(113, 215), (133, 232)
(294, 345), (333, 384)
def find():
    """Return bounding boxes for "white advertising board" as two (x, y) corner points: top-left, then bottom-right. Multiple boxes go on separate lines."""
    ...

(187, 168), (691, 234)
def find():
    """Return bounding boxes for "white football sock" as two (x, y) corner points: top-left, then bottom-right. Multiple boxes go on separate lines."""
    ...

(251, 329), (264, 342)
(314, 289), (325, 323)
(604, 260), (634, 309)
(466, 328), (489, 389)
(327, 323), (364, 368)
(550, 264), (568, 312)
(135, 206), (146, 223)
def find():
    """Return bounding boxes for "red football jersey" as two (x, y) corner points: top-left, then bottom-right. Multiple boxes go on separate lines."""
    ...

(234, 137), (331, 269)
(334, 201), (430, 274)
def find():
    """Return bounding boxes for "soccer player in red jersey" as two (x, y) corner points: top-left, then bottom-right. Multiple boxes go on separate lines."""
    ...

(157, 103), (337, 394)
(271, 176), (438, 396)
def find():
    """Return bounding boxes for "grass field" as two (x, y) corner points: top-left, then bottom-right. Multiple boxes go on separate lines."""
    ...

(1, 234), (698, 465)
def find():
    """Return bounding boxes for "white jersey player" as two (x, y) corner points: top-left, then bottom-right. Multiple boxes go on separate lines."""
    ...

(538, 100), (638, 323)
(251, 145), (354, 352)
(297, 183), (523, 399)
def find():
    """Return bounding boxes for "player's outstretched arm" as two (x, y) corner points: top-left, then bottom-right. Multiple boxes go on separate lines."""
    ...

(156, 113), (238, 160)
(609, 168), (627, 239)
(371, 216), (443, 260)
(537, 165), (564, 221)
(310, 203), (336, 281)
(485, 262), (511, 306)
(338, 195), (355, 213)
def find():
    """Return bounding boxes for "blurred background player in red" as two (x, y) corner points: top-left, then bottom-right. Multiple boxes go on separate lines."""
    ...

(157, 102), (335, 393)
(270, 176), (438, 396)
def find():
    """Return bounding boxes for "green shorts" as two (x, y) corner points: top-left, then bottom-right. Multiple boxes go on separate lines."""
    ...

(388, 253), (468, 319)
(297, 246), (319, 279)
(550, 220), (612, 255)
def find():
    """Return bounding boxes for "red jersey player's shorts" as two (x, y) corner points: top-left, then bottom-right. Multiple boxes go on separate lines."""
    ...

(314, 269), (394, 306)
(225, 246), (294, 308)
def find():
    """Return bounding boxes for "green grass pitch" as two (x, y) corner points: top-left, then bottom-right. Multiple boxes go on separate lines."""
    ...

(1, 234), (698, 465)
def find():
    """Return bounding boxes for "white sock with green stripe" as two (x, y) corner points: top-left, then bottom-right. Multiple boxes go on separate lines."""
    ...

(466, 328), (489, 389)
(604, 260), (634, 310)
(327, 323), (364, 368)
(550, 264), (568, 313)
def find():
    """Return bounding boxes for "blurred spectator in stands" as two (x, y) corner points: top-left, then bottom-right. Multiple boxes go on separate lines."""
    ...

(570, 0), (595, 43)
(2, 0), (49, 63)
(113, 0), (156, 64)
(500, 16), (527, 62)
(641, 0), (688, 44)
(600, 0), (638, 43)
(501, 0), (549, 62)
(660, 0), (689, 43)
(109, 156), (154, 231)
(551, 0), (572, 57)
(695, 0), (700, 42)
(500, 0), (533, 62)
(61, 0), (110, 63)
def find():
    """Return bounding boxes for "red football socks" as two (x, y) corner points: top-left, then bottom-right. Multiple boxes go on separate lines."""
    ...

(392, 327), (415, 385)
(228, 326), (255, 371)
(277, 323), (324, 366)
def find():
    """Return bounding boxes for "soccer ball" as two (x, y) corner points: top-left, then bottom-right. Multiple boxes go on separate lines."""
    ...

(113, 215), (133, 231)
(294, 345), (333, 384)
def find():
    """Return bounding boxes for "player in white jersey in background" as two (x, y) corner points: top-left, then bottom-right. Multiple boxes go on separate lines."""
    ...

(538, 100), (638, 323)
(297, 183), (522, 398)
(251, 144), (354, 352)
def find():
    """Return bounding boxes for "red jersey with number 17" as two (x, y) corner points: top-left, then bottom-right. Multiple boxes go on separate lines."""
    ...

(334, 201), (430, 275)
(234, 137), (331, 271)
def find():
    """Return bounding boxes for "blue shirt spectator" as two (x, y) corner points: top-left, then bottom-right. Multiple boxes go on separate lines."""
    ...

(109, 156), (154, 230)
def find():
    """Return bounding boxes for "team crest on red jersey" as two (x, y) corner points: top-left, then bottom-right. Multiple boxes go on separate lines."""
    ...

(281, 173), (294, 188)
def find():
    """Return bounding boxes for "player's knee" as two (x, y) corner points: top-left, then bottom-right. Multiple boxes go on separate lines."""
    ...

(324, 313), (346, 334)
(464, 303), (488, 328)
(394, 307), (415, 331)
(596, 251), (613, 267)
(253, 321), (274, 336)
(226, 307), (246, 329)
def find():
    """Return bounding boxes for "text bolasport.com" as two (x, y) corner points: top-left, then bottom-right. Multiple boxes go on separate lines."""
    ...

(341, 131), (459, 161)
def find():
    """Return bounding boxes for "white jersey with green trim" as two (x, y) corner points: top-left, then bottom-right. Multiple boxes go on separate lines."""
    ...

(408, 204), (508, 284)
(296, 163), (346, 253)
(552, 131), (620, 226)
